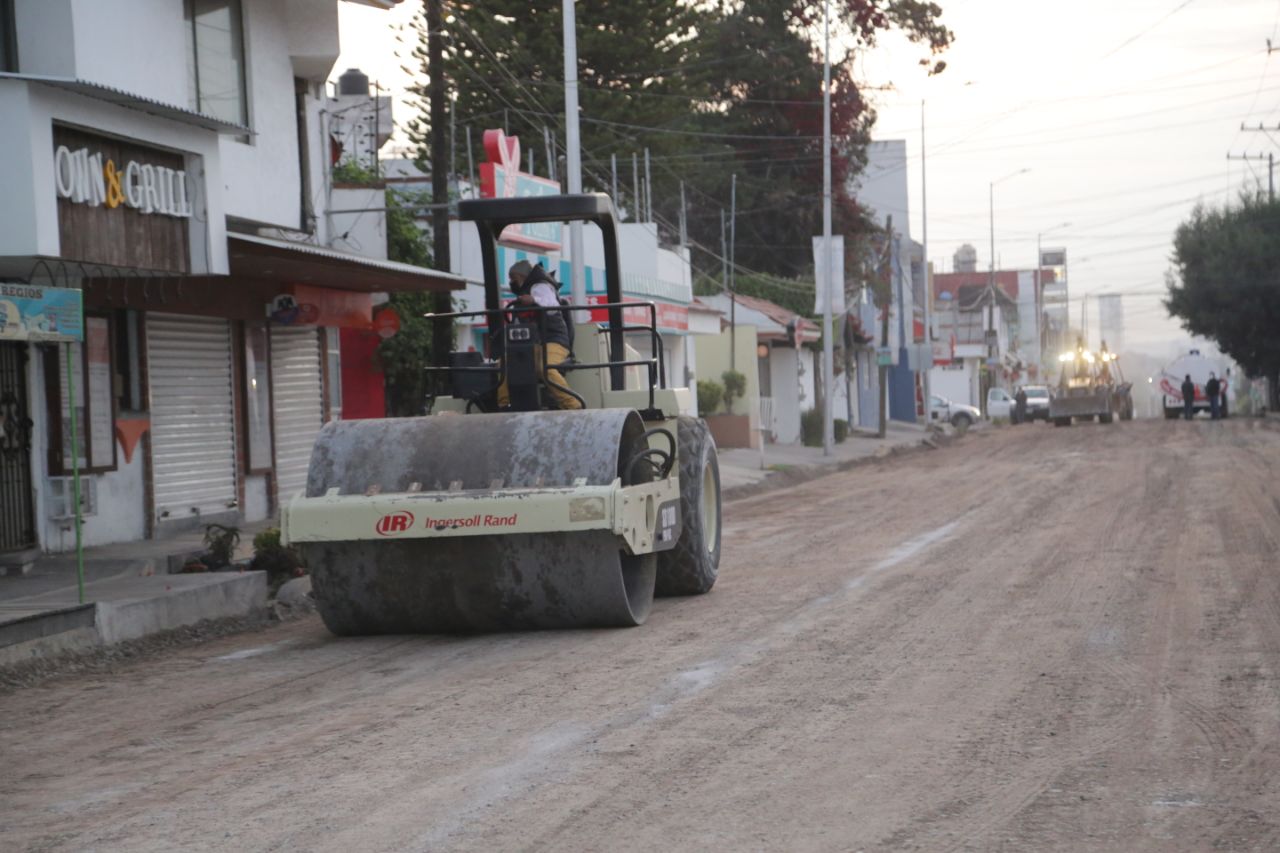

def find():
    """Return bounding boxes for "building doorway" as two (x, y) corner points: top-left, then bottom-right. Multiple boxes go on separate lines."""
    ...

(0, 341), (36, 555)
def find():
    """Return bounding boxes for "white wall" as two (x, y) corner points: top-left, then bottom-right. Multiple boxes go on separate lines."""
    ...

(0, 81), (229, 272)
(243, 474), (270, 523)
(12, 0), (77, 77)
(69, 0), (190, 106)
(220, 0), (304, 229)
(287, 0), (341, 80)
(853, 142), (914, 353)
(28, 345), (148, 552)
(930, 363), (974, 407)
(768, 347), (802, 444)
(800, 348), (816, 419)
(328, 186), (386, 259)
(0, 83), (46, 257)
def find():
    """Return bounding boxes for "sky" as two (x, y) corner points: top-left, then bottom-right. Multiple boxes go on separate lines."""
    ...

(333, 0), (1280, 359)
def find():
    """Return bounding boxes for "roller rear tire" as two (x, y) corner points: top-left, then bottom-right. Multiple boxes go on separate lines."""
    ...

(656, 416), (722, 597)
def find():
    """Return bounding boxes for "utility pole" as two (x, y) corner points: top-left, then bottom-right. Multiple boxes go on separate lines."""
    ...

(644, 148), (653, 224)
(465, 125), (476, 199)
(920, 98), (930, 425)
(426, 0), (452, 376)
(543, 126), (555, 183)
(562, 0), (586, 306)
(1227, 147), (1274, 201)
(820, 0), (834, 454)
(730, 174), (737, 371)
(679, 181), (687, 247)
(632, 153), (640, 220)
(878, 218), (893, 439)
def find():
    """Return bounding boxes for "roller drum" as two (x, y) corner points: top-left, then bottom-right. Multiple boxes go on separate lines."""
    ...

(300, 410), (657, 634)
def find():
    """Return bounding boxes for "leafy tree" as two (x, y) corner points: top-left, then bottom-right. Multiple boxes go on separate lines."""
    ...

(325, 157), (448, 414)
(380, 188), (451, 415)
(1166, 192), (1280, 401)
(402, 0), (949, 293)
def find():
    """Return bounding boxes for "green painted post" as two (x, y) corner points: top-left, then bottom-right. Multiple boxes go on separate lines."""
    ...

(66, 342), (85, 604)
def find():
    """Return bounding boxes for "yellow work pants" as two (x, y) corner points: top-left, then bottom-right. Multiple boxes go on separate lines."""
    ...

(497, 342), (582, 410)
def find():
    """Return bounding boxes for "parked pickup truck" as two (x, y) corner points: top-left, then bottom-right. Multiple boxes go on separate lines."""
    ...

(929, 395), (981, 430)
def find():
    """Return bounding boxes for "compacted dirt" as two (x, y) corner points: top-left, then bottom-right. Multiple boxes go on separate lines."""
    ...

(3, 418), (1280, 852)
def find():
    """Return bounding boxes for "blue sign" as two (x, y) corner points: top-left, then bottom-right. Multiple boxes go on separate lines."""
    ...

(0, 284), (84, 342)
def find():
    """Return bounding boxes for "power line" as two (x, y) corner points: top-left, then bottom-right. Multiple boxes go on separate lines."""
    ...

(1100, 0), (1199, 61)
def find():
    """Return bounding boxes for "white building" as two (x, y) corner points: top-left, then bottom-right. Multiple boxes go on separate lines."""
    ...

(0, 0), (460, 565)
(699, 293), (819, 445)
(846, 139), (924, 427)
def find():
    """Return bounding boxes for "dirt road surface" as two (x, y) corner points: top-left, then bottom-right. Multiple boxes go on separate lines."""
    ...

(4, 418), (1280, 851)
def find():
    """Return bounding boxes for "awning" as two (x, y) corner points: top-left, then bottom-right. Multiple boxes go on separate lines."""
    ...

(228, 233), (466, 293)
(0, 73), (251, 135)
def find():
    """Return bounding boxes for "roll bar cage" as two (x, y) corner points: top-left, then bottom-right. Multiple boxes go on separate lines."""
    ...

(454, 193), (628, 391)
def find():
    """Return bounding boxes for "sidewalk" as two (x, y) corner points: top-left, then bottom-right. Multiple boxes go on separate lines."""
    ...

(0, 522), (272, 667)
(718, 420), (949, 495)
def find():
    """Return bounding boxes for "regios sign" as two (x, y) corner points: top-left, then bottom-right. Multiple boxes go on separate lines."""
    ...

(54, 144), (193, 218)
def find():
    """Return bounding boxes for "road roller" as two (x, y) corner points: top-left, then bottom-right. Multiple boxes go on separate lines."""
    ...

(281, 194), (722, 634)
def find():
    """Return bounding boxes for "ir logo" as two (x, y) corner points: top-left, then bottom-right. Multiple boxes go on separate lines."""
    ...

(375, 511), (414, 536)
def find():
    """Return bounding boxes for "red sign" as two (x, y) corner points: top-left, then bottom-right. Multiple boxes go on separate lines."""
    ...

(278, 285), (373, 330)
(584, 297), (688, 333)
(656, 302), (689, 333)
(375, 511), (414, 536)
(372, 307), (401, 340)
(478, 129), (562, 251)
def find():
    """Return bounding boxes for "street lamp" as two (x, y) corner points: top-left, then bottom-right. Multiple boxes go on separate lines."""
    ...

(986, 168), (1030, 404)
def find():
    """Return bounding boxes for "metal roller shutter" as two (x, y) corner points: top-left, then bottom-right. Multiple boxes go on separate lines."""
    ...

(146, 313), (237, 521)
(270, 326), (324, 502)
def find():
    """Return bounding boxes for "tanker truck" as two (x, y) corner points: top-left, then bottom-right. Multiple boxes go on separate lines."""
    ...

(1158, 349), (1229, 419)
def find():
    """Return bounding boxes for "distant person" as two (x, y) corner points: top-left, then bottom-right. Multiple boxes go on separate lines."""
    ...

(1181, 374), (1196, 420)
(1206, 372), (1221, 420)
(1015, 387), (1028, 425)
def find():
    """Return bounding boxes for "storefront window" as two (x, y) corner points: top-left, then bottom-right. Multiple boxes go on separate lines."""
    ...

(243, 322), (272, 472)
(46, 316), (117, 475)
(184, 0), (248, 127)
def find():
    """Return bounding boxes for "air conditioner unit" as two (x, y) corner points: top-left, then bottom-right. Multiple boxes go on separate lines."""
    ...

(47, 476), (97, 520)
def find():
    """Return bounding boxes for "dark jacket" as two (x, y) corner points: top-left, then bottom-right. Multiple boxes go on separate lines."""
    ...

(1206, 377), (1220, 398)
(1181, 378), (1196, 402)
(513, 265), (571, 348)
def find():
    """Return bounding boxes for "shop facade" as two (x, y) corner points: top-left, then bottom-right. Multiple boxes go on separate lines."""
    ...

(0, 0), (458, 565)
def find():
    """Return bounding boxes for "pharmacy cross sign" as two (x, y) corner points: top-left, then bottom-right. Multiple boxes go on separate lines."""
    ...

(479, 129), (562, 251)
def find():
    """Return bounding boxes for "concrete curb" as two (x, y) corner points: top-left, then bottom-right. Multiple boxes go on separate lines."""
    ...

(723, 432), (958, 502)
(0, 572), (269, 668)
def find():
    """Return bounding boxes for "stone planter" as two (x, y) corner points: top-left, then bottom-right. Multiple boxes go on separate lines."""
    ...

(703, 413), (757, 449)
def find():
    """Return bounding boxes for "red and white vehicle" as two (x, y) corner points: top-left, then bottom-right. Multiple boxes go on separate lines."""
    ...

(1158, 349), (1229, 419)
